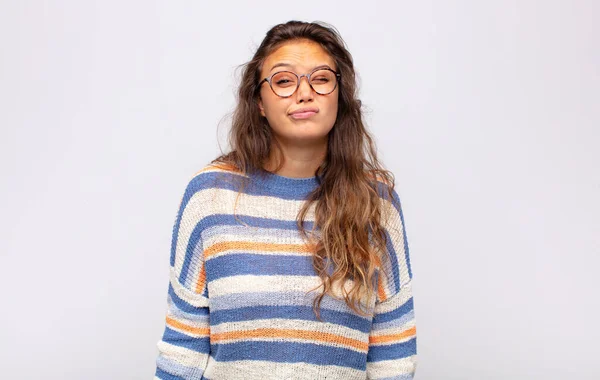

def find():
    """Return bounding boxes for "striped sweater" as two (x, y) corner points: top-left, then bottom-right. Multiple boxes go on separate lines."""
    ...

(154, 163), (417, 380)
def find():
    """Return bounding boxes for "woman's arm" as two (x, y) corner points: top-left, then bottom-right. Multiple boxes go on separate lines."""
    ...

(367, 280), (417, 379)
(155, 176), (211, 380)
(366, 187), (418, 379)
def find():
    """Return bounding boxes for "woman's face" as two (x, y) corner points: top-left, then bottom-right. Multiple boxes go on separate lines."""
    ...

(258, 39), (339, 146)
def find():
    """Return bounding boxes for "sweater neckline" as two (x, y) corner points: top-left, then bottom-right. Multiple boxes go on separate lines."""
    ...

(249, 168), (320, 195)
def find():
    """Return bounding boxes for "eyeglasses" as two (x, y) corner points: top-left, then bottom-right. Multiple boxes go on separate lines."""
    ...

(259, 67), (341, 98)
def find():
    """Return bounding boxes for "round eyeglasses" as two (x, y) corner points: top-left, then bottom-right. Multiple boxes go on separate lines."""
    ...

(259, 68), (341, 98)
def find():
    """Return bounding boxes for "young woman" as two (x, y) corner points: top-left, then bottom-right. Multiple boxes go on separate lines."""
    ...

(154, 20), (417, 380)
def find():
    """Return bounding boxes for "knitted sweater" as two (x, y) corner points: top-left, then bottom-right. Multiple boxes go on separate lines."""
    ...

(154, 163), (417, 380)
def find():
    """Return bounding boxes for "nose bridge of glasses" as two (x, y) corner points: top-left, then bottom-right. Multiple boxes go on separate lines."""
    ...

(297, 73), (313, 92)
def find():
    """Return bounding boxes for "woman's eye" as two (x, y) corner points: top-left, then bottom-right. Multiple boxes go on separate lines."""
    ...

(276, 79), (294, 86)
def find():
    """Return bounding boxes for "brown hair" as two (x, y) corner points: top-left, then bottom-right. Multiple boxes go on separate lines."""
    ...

(211, 20), (397, 320)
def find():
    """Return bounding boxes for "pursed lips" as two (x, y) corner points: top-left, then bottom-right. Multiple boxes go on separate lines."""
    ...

(289, 108), (319, 119)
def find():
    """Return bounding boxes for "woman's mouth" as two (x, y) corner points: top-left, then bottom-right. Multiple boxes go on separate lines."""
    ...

(290, 111), (317, 119)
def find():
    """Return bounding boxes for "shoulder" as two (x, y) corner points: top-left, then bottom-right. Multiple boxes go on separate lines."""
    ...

(366, 169), (402, 215)
(190, 161), (246, 180)
(180, 161), (249, 198)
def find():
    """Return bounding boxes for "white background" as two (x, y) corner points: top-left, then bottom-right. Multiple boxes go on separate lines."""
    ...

(1, 1), (598, 379)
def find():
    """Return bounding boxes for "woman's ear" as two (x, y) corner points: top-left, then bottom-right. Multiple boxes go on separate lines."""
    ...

(258, 98), (266, 117)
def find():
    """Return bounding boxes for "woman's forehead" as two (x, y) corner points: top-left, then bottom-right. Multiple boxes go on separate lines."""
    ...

(264, 41), (335, 72)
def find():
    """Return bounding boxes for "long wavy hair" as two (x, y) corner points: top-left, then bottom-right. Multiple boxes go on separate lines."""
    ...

(211, 20), (397, 320)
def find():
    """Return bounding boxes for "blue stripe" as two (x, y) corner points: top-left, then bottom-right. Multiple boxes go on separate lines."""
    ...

(155, 356), (205, 379)
(203, 224), (304, 243)
(178, 222), (203, 286)
(161, 327), (211, 353)
(180, 170), (318, 207)
(206, 254), (315, 280)
(371, 310), (414, 331)
(168, 283), (210, 316)
(210, 305), (372, 333)
(373, 297), (414, 324)
(378, 375), (415, 380)
(209, 291), (364, 314)
(367, 337), (417, 362)
(201, 169), (319, 200)
(203, 213), (316, 231)
(211, 340), (367, 370)
(393, 188), (413, 282)
(169, 304), (210, 324)
(155, 367), (185, 380)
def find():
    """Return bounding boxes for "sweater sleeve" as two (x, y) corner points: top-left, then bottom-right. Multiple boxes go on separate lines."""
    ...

(155, 176), (211, 380)
(366, 187), (418, 379)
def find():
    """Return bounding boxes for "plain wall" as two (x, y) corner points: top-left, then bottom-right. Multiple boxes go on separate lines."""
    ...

(1, 1), (598, 379)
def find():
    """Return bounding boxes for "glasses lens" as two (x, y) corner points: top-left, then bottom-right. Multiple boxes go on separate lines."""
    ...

(271, 71), (298, 97)
(309, 69), (337, 95)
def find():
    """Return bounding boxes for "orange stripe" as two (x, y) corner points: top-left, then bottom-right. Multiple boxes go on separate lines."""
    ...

(191, 167), (212, 177)
(191, 162), (244, 178)
(212, 328), (368, 351)
(210, 162), (242, 173)
(369, 326), (417, 344)
(204, 241), (316, 259)
(166, 316), (210, 336)
(377, 275), (388, 302)
(195, 264), (207, 294)
(366, 170), (391, 186)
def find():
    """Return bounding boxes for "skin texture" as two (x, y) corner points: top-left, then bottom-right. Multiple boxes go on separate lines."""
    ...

(258, 39), (339, 178)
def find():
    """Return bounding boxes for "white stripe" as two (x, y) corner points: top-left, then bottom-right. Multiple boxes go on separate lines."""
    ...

(203, 357), (365, 380)
(208, 274), (321, 297)
(207, 274), (363, 301)
(380, 194), (411, 289)
(156, 341), (209, 367)
(366, 356), (417, 378)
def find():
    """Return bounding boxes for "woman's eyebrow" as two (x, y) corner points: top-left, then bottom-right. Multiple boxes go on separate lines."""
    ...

(269, 63), (333, 72)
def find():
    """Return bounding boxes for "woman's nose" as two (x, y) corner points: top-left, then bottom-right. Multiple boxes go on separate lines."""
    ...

(296, 75), (314, 100)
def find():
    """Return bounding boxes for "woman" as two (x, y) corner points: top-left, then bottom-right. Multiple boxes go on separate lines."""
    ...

(155, 20), (417, 380)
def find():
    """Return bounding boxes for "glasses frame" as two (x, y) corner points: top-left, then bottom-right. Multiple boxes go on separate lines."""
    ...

(259, 67), (341, 98)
